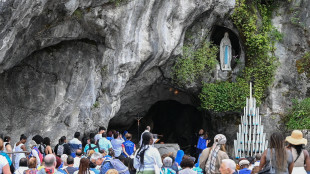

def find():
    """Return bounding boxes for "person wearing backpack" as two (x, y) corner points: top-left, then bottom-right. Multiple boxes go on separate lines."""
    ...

(54, 136), (71, 157)
(84, 139), (99, 155)
(100, 149), (130, 174)
(32, 135), (45, 157)
(28, 140), (42, 167)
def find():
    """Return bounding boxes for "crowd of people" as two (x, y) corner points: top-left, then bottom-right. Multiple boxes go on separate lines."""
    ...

(1, 126), (310, 174)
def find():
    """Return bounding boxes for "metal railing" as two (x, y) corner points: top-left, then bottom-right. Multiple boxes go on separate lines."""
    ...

(5, 151), (28, 154)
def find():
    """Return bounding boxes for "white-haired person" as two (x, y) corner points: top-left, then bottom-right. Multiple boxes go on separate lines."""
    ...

(57, 154), (68, 172)
(238, 159), (251, 174)
(199, 134), (229, 174)
(28, 140), (41, 167)
(90, 152), (104, 172)
(162, 157), (176, 174)
(219, 159), (236, 174)
(37, 154), (57, 174)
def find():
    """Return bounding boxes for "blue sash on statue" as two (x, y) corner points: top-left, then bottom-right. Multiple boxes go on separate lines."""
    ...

(224, 45), (229, 65)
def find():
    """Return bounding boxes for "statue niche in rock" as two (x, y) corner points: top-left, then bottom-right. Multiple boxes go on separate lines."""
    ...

(220, 32), (232, 71)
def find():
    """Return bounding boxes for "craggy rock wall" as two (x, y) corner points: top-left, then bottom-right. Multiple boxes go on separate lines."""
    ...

(1, 0), (310, 150)
(0, 0), (236, 142)
(261, 0), (310, 138)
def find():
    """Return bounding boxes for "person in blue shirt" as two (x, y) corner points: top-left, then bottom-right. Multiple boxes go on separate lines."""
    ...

(111, 132), (124, 158)
(175, 150), (184, 166)
(69, 132), (82, 158)
(196, 132), (210, 155)
(84, 138), (99, 154)
(238, 159), (251, 174)
(122, 133), (136, 158)
(98, 132), (113, 154)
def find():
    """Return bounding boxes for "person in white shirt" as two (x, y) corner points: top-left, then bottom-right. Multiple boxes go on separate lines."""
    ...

(28, 140), (41, 167)
(14, 158), (28, 174)
(139, 126), (151, 147)
(3, 136), (13, 160)
(0, 155), (11, 174)
(73, 149), (82, 168)
(14, 134), (27, 169)
(69, 132), (82, 158)
(60, 154), (68, 169)
(0, 139), (11, 174)
(94, 127), (106, 143)
(134, 132), (162, 173)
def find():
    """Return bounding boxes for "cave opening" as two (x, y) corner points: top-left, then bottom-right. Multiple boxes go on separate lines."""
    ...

(108, 100), (205, 154)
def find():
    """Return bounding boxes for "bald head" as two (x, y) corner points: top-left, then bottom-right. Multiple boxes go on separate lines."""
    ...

(76, 149), (82, 157)
(146, 126), (151, 131)
(44, 154), (56, 168)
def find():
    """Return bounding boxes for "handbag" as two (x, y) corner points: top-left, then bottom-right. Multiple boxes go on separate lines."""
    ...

(153, 156), (162, 174)
(258, 149), (275, 174)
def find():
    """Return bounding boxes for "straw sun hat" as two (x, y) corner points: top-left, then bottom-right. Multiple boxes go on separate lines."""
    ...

(285, 130), (308, 145)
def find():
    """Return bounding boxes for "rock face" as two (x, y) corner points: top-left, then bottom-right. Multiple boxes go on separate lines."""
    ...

(154, 144), (180, 157)
(261, 0), (310, 138)
(0, 0), (236, 143)
(1, 0), (309, 153)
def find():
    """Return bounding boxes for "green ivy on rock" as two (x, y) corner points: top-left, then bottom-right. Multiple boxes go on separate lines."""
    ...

(199, 79), (250, 112)
(172, 42), (218, 86)
(282, 98), (310, 129)
(296, 52), (310, 78)
(198, 0), (281, 112)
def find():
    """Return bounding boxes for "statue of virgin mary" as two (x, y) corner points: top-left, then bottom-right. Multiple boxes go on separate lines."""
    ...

(220, 32), (232, 71)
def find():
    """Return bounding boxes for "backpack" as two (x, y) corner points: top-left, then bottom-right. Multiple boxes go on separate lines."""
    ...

(87, 144), (98, 154)
(30, 147), (44, 163)
(38, 144), (46, 157)
(100, 158), (129, 174)
(57, 144), (64, 156)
